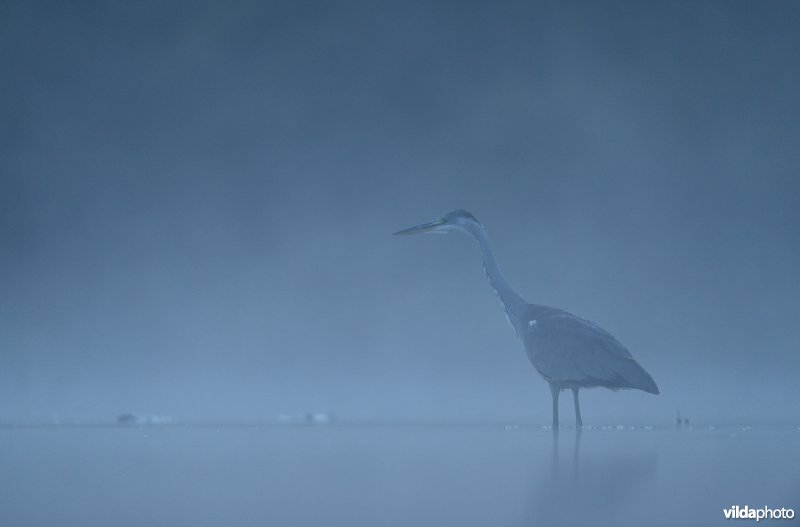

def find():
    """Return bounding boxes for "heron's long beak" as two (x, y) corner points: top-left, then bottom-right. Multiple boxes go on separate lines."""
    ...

(393, 219), (444, 236)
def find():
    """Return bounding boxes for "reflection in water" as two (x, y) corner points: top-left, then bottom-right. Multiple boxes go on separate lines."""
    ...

(531, 428), (658, 526)
(1, 425), (796, 526)
(574, 428), (582, 481)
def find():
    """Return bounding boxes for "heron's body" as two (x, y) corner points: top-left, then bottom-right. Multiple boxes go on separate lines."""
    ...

(514, 304), (658, 393)
(395, 209), (659, 428)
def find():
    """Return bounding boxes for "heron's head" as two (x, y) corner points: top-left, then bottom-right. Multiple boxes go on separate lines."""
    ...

(393, 209), (483, 236)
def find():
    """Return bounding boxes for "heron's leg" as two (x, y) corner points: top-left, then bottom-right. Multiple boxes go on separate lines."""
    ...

(550, 384), (560, 429)
(572, 387), (582, 428)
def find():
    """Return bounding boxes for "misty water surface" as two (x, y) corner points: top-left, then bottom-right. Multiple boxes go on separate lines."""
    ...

(1, 424), (797, 526)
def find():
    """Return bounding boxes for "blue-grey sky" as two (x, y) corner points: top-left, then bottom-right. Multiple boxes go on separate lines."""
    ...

(2, 1), (799, 424)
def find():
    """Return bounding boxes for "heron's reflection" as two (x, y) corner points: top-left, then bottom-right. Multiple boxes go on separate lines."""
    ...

(549, 427), (582, 482)
(529, 427), (656, 526)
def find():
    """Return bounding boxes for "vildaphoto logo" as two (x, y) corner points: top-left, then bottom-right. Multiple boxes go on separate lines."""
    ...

(723, 505), (795, 522)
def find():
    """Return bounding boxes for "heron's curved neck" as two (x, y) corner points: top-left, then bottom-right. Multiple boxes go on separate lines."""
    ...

(464, 223), (526, 318)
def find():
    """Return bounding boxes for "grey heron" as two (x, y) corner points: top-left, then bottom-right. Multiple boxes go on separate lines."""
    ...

(394, 209), (659, 428)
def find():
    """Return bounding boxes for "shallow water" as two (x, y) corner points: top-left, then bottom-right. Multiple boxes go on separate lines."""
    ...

(1, 424), (797, 526)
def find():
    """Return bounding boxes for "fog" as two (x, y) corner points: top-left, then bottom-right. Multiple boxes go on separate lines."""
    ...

(3, 1), (798, 427)
(2, 2), (799, 525)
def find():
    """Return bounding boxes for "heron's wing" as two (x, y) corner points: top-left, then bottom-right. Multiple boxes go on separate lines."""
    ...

(520, 311), (658, 393)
